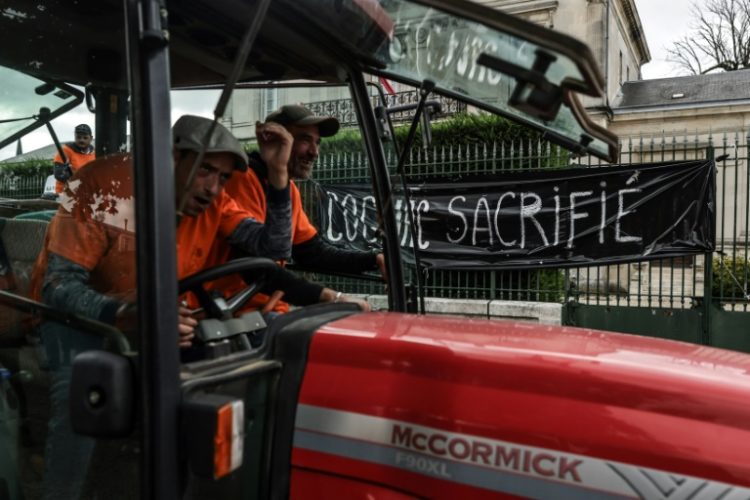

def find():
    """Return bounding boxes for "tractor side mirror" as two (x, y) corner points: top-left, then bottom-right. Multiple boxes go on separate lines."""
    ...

(70, 350), (135, 437)
(477, 49), (563, 122)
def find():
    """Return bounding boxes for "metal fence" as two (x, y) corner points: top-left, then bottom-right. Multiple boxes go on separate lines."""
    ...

(3, 131), (749, 314)
(572, 133), (749, 313)
(0, 174), (48, 200)
(300, 130), (750, 312)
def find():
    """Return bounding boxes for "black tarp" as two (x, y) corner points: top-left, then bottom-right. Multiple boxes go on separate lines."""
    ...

(314, 159), (715, 270)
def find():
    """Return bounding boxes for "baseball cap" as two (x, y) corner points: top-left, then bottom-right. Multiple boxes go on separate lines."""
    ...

(265, 104), (340, 137)
(74, 124), (92, 135)
(172, 115), (248, 171)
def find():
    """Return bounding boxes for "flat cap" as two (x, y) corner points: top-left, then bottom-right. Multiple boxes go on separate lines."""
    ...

(265, 104), (340, 137)
(172, 115), (248, 171)
(74, 124), (92, 135)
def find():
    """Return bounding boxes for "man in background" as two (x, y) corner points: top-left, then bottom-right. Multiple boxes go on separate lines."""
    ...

(52, 123), (96, 193)
(209, 104), (386, 314)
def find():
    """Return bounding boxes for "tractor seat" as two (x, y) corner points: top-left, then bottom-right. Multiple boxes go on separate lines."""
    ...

(0, 217), (49, 340)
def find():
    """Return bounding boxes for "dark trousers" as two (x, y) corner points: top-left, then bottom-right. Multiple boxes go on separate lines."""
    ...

(39, 322), (103, 500)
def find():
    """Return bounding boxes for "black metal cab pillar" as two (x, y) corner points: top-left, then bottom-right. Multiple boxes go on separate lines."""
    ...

(348, 70), (407, 312)
(124, 0), (182, 498)
(93, 88), (129, 156)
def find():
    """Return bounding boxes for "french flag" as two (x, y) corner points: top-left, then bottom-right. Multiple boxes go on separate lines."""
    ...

(379, 77), (396, 95)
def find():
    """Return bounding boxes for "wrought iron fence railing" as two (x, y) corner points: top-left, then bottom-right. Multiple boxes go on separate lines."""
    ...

(2, 130), (748, 313)
(0, 174), (48, 200)
(299, 130), (750, 312)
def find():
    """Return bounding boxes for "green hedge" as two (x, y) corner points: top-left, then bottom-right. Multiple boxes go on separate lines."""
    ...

(0, 158), (53, 179)
(243, 112), (568, 174)
(319, 112), (543, 155)
(241, 112), (538, 154)
(713, 257), (750, 300)
(312, 112), (569, 178)
(525, 268), (567, 303)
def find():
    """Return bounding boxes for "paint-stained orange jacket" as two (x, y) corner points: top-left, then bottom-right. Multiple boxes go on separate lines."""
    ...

(32, 153), (252, 307)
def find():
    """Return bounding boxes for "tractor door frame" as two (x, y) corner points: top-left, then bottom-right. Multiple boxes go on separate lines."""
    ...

(125, 0), (182, 497)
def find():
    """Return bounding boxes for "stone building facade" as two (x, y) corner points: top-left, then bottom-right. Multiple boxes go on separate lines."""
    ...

(479, 0), (650, 124)
(487, 0), (750, 139)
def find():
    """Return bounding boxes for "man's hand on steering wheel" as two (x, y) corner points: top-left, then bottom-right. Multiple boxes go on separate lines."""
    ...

(114, 301), (199, 348)
(178, 258), (280, 321)
(178, 306), (197, 347)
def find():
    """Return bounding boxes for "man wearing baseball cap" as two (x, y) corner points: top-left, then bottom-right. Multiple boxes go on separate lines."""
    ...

(208, 104), (385, 314)
(52, 123), (96, 193)
(31, 115), (294, 500)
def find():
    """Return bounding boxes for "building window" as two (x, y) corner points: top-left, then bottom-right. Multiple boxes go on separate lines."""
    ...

(619, 50), (623, 85)
(626, 66), (630, 82)
(261, 88), (278, 120)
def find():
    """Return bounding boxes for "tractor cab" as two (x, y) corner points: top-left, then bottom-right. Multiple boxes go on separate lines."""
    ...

(0, 0), (748, 499)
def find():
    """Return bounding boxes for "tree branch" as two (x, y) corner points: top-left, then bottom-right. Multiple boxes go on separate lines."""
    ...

(668, 0), (750, 74)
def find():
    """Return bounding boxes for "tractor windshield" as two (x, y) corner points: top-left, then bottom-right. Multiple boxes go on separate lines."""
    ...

(293, 0), (617, 161)
(0, 67), (83, 151)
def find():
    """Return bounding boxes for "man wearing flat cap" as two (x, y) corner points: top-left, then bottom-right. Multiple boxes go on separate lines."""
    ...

(209, 104), (386, 314)
(53, 123), (96, 194)
(31, 115), (294, 500)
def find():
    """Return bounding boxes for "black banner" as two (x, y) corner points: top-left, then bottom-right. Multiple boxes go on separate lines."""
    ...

(315, 160), (715, 270)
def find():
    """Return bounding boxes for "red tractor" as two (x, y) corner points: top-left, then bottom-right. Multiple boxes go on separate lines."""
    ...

(0, 0), (747, 498)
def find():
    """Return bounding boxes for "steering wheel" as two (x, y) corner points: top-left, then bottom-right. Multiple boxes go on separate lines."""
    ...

(178, 257), (281, 320)
(178, 257), (284, 357)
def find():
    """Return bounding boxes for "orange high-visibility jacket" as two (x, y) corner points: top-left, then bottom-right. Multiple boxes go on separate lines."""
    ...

(53, 143), (96, 193)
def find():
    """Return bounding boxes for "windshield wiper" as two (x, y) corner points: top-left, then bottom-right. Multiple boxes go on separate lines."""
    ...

(38, 107), (69, 164)
(177, 0), (272, 215)
(0, 115), (36, 124)
(394, 79), (435, 315)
